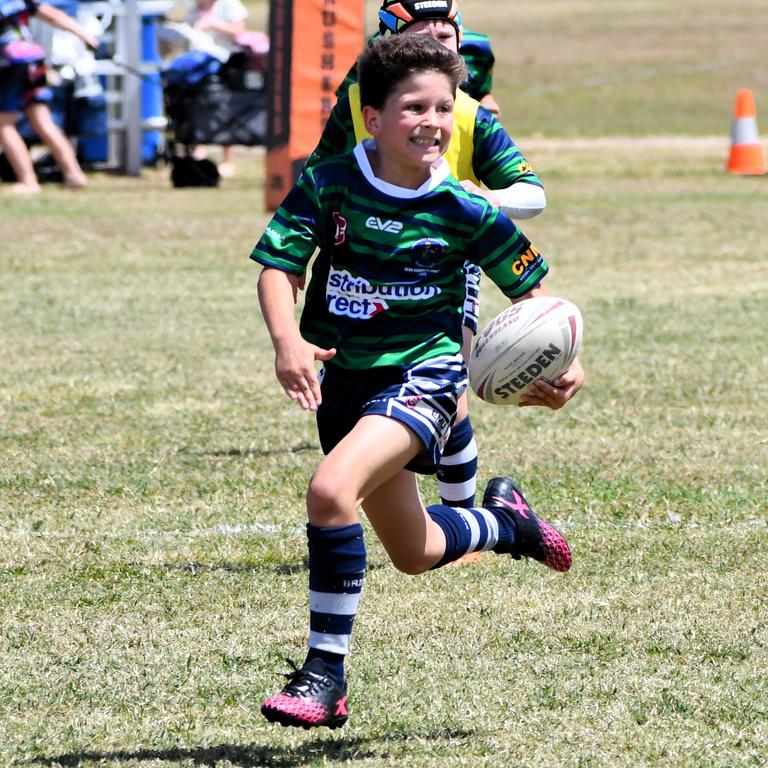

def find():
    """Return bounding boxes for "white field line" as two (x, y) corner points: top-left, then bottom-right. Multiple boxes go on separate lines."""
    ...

(521, 61), (735, 97)
(0, 523), (305, 541)
(0, 517), (764, 542)
(520, 136), (731, 151)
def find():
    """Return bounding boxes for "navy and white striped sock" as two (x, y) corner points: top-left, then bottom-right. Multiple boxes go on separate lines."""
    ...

(304, 523), (366, 686)
(436, 416), (478, 508)
(427, 503), (500, 569)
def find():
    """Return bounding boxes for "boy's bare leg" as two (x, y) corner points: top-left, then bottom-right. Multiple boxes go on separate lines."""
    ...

(308, 413), (447, 573)
(307, 414), (424, 528)
(0, 113), (40, 194)
(362, 468), (447, 573)
(25, 103), (87, 188)
(263, 414), (428, 730)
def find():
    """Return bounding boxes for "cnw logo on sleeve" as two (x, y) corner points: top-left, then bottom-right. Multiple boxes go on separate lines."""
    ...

(511, 243), (541, 276)
(516, 161), (534, 176)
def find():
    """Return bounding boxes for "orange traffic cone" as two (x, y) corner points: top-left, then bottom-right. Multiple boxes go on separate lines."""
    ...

(727, 89), (766, 175)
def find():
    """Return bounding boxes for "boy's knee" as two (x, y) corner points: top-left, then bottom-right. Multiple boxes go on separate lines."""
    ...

(306, 470), (356, 526)
(388, 552), (432, 576)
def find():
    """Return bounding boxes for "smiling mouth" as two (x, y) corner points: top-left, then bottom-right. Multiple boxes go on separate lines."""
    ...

(411, 136), (440, 148)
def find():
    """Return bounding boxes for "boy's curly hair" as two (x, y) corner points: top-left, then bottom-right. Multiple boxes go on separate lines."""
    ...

(358, 34), (467, 110)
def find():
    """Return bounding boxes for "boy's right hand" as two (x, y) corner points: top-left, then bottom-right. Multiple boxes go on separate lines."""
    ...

(275, 340), (336, 411)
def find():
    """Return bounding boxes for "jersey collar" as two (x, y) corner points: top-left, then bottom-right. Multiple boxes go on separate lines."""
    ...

(353, 139), (450, 198)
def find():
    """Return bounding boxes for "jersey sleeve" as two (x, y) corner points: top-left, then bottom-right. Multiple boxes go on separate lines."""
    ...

(305, 94), (356, 169)
(459, 30), (495, 101)
(250, 167), (324, 275)
(334, 63), (357, 100)
(469, 205), (549, 299)
(472, 109), (544, 190)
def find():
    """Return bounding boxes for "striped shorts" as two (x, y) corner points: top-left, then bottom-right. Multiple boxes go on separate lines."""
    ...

(316, 355), (468, 475)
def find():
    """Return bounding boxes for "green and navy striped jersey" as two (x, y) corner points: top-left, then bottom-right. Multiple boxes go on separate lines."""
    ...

(306, 90), (541, 190)
(251, 141), (548, 371)
(459, 28), (494, 101)
(334, 27), (495, 103)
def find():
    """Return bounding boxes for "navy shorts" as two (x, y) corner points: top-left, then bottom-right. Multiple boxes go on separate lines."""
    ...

(0, 62), (50, 112)
(316, 355), (467, 475)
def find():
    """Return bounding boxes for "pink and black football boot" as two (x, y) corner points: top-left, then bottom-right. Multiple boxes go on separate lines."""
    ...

(261, 658), (349, 730)
(483, 476), (572, 572)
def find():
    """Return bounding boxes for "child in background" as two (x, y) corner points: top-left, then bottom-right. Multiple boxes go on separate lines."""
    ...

(252, 34), (574, 730)
(334, 1), (500, 115)
(0, 0), (98, 194)
(459, 25), (499, 114)
(306, 0), (583, 530)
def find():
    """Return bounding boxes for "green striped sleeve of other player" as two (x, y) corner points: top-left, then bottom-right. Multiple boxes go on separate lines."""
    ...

(251, 145), (548, 372)
(306, 95), (357, 169)
(458, 28), (494, 102)
(470, 108), (546, 220)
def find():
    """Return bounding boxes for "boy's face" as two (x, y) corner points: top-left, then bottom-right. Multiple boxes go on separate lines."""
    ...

(363, 70), (455, 184)
(406, 20), (459, 54)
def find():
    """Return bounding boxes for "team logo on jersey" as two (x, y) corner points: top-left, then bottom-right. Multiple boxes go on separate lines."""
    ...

(517, 161), (534, 175)
(365, 216), (403, 234)
(333, 212), (347, 245)
(326, 267), (440, 319)
(409, 237), (447, 272)
(511, 244), (541, 276)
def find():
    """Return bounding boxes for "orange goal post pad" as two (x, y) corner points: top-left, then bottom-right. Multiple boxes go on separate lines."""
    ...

(266, 0), (366, 210)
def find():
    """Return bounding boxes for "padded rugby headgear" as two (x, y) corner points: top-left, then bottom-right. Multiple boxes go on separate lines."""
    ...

(378, 1), (462, 40)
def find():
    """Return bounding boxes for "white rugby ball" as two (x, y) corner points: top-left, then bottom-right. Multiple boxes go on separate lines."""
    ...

(469, 296), (583, 405)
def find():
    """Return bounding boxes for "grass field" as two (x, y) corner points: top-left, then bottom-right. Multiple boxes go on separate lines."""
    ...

(2, 1), (768, 766)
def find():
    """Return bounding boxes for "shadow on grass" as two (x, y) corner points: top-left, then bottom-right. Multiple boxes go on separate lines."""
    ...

(155, 561), (309, 576)
(32, 727), (472, 767)
(178, 442), (319, 458)
(150, 562), (388, 576)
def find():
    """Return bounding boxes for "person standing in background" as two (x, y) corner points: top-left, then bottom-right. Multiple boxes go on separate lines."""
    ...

(0, 0), (99, 194)
(187, 0), (247, 176)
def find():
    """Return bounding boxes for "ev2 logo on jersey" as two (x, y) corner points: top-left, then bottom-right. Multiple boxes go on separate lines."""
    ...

(365, 216), (403, 234)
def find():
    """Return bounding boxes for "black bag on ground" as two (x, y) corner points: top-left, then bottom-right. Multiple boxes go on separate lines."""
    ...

(0, 151), (63, 183)
(169, 154), (220, 187)
(0, 152), (15, 182)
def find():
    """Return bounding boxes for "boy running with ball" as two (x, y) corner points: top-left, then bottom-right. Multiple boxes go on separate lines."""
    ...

(252, 34), (573, 730)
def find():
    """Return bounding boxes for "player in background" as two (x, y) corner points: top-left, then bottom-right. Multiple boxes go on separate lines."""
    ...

(334, 2), (500, 115)
(306, 0), (582, 527)
(253, 34), (575, 730)
(458, 25), (499, 114)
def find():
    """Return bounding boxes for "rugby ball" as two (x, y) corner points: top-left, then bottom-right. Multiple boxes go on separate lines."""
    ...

(469, 296), (583, 405)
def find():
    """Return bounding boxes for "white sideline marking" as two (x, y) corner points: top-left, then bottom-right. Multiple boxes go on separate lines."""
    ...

(522, 61), (732, 96)
(0, 519), (763, 542)
(521, 136), (729, 151)
(0, 523), (306, 541)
